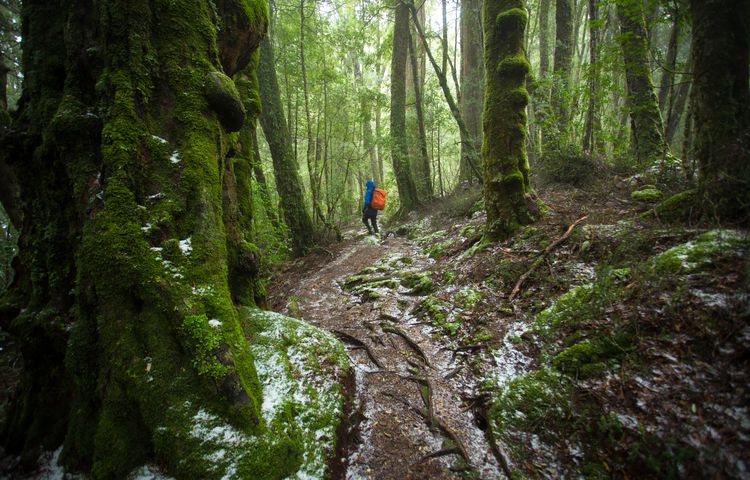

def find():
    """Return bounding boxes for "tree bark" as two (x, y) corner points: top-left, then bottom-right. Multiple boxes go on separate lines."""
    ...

(552, 0), (574, 135)
(689, 0), (750, 221)
(539, 0), (552, 77)
(583, 0), (602, 153)
(0, 1), (306, 477)
(407, 1), (482, 182)
(616, 0), (669, 167)
(459, 0), (484, 184)
(258, 33), (316, 256)
(408, 26), (433, 198)
(391, 0), (419, 211)
(483, 2), (538, 241)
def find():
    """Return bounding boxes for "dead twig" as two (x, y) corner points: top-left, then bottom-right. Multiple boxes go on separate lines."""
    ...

(331, 329), (384, 369)
(380, 323), (432, 368)
(509, 215), (589, 301)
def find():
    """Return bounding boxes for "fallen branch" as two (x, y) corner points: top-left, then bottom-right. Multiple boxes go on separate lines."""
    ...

(331, 329), (384, 369)
(380, 323), (432, 368)
(452, 343), (488, 352)
(444, 365), (463, 380)
(509, 215), (588, 302)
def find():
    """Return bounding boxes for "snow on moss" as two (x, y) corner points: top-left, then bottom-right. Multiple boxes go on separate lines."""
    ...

(241, 307), (349, 479)
(652, 229), (749, 275)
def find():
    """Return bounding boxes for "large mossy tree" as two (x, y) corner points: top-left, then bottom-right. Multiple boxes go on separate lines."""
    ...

(689, 0), (750, 222)
(482, 2), (539, 241)
(0, 0), (305, 477)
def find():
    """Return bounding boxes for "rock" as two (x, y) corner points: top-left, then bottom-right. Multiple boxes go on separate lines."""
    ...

(204, 71), (246, 132)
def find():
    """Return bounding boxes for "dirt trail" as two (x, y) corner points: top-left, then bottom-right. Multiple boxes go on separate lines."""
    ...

(269, 228), (508, 480)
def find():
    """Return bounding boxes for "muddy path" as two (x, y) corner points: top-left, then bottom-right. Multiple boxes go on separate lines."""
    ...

(269, 228), (509, 480)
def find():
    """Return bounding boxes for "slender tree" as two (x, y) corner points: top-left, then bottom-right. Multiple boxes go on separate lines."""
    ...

(538, 0), (552, 78)
(689, 0), (750, 220)
(552, 0), (574, 133)
(483, 1), (538, 240)
(616, 0), (669, 167)
(583, 0), (602, 152)
(407, 27), (433, 198)
(258, 33), (316, 256)
(391, 0), (419, 210)
(459, 0), (484, 184)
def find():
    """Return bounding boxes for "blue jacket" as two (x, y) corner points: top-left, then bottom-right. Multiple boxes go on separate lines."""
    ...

(363, 180), (377, 217)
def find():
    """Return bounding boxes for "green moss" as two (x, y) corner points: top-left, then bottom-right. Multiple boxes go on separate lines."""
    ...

(551, 333), (633, 378)
(631, 186), (663, 202)
(454, 287), (482, 309)
(648, 189), (700, 222)
(204, 71), (246, 132)
(495, 8), (528, 33)
(416, 295), (461, 336)
(180, 314), (229, 379)
(497, 55), (530, 79)
(651, 229), (750, 275)
(400, 271), (435, 295)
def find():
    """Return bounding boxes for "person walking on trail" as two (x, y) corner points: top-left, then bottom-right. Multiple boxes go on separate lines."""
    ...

(362, 180), (379, 235)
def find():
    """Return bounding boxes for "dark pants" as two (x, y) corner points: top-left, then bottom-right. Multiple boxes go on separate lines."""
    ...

(362, 210), (378, 234)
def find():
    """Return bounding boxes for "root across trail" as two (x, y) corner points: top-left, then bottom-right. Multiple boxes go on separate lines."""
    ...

(269, 228), (508, 479)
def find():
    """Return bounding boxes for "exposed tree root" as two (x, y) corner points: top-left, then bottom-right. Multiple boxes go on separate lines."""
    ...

(420, 446), (460, 462)
(509, 215), (588, 301)
(444, 365), (463, 380)
(380, 323), (432, 367)
(331, 329), (384, 369)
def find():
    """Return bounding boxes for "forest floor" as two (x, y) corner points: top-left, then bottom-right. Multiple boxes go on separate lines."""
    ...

(269, 178), (750, 479)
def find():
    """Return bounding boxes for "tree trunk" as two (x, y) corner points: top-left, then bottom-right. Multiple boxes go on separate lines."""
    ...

(689, 0), (750, 221)
(552, 0), (574, 136)
(483, 2), (539, 241)
(583, 0), (602, 153)
(459, 0), (484, 184)
(391, 0), (419, 211)
(539, 0), (552, 77)
(658, 15), (680, 115)
(258, 33), (316, 256)
(616, 0), (669, 167)
(0, 1), (314, 477)
(251, 131), (283, 232)
(354, 59), (380, 185)
(665, 80), (689, 147)
(407, 26), (433, 199)
(408, 1), (482, 183)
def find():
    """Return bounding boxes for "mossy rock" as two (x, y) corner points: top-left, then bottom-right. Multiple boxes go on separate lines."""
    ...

(238, 308), (349, 479)
(204, 71), (246, 132)
(631, 186), (663, 202)
(651, 229), (750, 275)
(646, 189), (699, 222)
(454, 287), (482, 309)
(400, 271), (435, 295)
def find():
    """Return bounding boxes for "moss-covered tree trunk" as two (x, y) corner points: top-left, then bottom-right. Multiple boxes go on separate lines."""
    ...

(257, 33), (315, 256)
(689, 0), (750, 221)
(459, 0), (484, 185)
(616, 0), (668, 167)
(538, 0), (552, 78)
(483, 1), (538, 241)
(391, 0), (419, 211)
(0, 1), (308, 477)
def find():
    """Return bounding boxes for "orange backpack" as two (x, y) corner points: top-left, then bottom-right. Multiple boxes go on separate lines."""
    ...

(371, 188), (386, 210)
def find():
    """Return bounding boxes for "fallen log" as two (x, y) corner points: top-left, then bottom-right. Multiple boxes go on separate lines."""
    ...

(509, 215), (588, 301)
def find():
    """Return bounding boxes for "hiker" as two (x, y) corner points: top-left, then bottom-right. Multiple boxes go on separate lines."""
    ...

(362, 180), (379, 235)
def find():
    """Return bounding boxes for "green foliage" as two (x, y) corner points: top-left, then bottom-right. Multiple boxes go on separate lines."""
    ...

(180, 314), (229, 379)
(537, 141), (600, 185)
(400, 271), (435, 295)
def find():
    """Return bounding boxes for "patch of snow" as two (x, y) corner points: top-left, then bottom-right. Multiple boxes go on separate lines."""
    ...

(170, 151), (181, 164)
(147, 192), (164, 200)
(179, 238), (192, 254)
(151, 135), (168, 145)
(141, 223), (152, 233)
(128, 464), (176, 480)
(208, 319), (222, 328)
